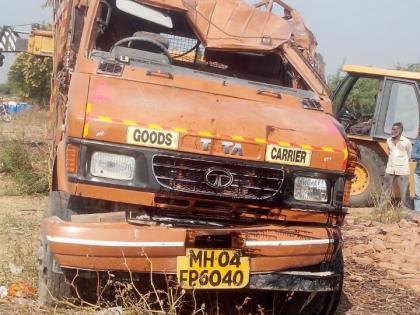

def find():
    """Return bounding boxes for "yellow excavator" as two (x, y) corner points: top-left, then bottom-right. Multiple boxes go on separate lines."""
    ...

(0, 24), (53, 65)
(334, 65), (420, 207)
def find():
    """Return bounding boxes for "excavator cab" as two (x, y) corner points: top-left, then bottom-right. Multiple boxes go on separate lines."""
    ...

(333, 65), (420, 207)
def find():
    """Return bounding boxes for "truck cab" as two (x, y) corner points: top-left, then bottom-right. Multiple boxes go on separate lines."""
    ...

(39, 0), (355, 312)
(334, 65), (420, 207)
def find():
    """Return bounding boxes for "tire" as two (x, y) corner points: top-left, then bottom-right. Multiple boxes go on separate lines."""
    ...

(38, 234), (73, 305)
(38, 191), (74, 305)
(281, 250), (344, 315)
(349, 145), (385, 207)
(318, 250), (344, 315)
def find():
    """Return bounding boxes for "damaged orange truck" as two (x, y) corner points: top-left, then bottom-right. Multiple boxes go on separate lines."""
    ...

(39, 0), (356, 312)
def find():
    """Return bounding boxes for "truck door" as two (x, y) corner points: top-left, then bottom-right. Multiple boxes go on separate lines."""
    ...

(372, 78), (420, 140)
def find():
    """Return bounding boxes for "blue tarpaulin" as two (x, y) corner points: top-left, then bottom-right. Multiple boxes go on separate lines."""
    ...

(5, 102), (32, 114)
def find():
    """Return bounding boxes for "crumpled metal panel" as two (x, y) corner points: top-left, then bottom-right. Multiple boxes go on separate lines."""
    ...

(185, 0), (291, 51)
(135, 0), (317, 53)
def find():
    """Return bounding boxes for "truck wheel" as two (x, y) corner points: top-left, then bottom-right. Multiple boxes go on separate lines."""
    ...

(38, 235), (73, 305)
(318, 250), (344, 315)
(349, 145), (384, 207)
(281, 250), (343, 315)
(38, 191), (75, 305)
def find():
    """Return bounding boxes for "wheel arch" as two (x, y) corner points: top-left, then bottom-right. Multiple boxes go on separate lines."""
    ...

(349, 137), (388, 163)
(348, 137), (388, 207)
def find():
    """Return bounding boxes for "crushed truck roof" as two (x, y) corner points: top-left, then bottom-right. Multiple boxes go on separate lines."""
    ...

(136, 0), (316, 54)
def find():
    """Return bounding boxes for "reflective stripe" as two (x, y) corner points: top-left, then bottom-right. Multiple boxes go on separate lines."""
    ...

(321, 147), (334, 152)
(148, 123), (163, 130)
(231, 135), (245, 141)
(199, 131), (213, 137)
(83, 123), (89, 137)
(255, 138), (267, 144)
(123, 120), (138, 126)
(46, 236), (184, 247)
(98, 116), (113, 122)
(245, 239), (333, 247)
(84, 103), (346, 154)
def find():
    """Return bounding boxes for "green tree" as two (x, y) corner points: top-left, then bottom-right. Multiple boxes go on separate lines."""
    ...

(315, 52), (326, 81)
(8, 52), (52, 107)
(395, 62), (420, 72)
(344, 78), (380, 118)
(327, 71), (342, 95)
(328, 70), (379, 117)
(0, 83), (11, 95)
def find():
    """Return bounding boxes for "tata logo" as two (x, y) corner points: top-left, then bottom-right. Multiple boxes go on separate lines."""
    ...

(200, 138), (243, 156)
(204, 167), (234, 189)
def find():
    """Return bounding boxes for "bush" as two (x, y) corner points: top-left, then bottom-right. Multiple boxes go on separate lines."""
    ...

(0, 141), (48, 194)
(0, 83), (11, 95)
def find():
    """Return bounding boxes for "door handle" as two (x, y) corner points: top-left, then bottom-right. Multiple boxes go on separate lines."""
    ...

(146, 70), (174, 80)
(257, 90), (282, 99)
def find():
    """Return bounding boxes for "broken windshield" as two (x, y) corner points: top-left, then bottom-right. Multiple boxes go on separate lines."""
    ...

(89, 0), (311, 91)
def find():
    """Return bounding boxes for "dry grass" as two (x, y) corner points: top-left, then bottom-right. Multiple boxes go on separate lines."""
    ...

(0, 212), (40, 291)
(370, 192), (412, 224)
(0, 141), (49, 195)
(0, 109), (49, 196)
(0, 109), (47, 143)
(372, 201), (402, 224)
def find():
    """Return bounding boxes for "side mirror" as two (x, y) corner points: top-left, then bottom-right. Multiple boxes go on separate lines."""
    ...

(97, 0), (112, 29)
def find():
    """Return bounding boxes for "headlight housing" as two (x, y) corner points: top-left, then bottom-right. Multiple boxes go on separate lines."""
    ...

(90, 152), (135, 181)
(294, 177), (328, 202)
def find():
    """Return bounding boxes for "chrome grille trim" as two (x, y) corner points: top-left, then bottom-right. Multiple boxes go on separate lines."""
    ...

(152, 154), (284, 200)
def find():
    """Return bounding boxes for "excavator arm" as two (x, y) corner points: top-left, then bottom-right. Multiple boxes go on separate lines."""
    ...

(0, 25), (53, 66)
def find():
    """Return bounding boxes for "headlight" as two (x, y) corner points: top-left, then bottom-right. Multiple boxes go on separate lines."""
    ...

(294, 177), (328, 202)
(90, 152), (135, 181)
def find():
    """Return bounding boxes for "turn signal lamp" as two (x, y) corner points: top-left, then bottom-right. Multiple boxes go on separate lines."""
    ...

(66, 144), (80, 174)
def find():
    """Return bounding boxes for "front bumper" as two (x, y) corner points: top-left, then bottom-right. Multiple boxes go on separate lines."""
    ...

(43, 217), (341, 275)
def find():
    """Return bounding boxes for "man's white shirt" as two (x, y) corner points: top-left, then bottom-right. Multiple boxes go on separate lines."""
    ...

(385, 135), (412, 175)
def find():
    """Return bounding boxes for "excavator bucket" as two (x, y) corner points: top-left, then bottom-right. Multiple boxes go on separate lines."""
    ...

(27, 30), (54, 57)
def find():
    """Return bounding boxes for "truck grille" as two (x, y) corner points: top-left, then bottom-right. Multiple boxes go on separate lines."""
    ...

(153, 154), (284, 200)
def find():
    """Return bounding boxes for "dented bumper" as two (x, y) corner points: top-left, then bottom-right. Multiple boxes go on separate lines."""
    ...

(42, 216), (341, 275)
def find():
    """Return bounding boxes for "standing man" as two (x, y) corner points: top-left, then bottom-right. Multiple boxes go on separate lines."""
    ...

(379, 122), (412, 211)
(411, 129), (420, 211)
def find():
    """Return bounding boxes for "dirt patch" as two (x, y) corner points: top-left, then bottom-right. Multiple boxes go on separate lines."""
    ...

(343, 212), (420, 295)
(337, 213), (420, 315)
(0, 196), (46, 288)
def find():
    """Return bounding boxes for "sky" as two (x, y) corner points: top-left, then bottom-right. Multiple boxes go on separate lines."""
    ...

(0, 0), (419, 83)
(284, 0), (420, 75)
(0, 0), (51, 83)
